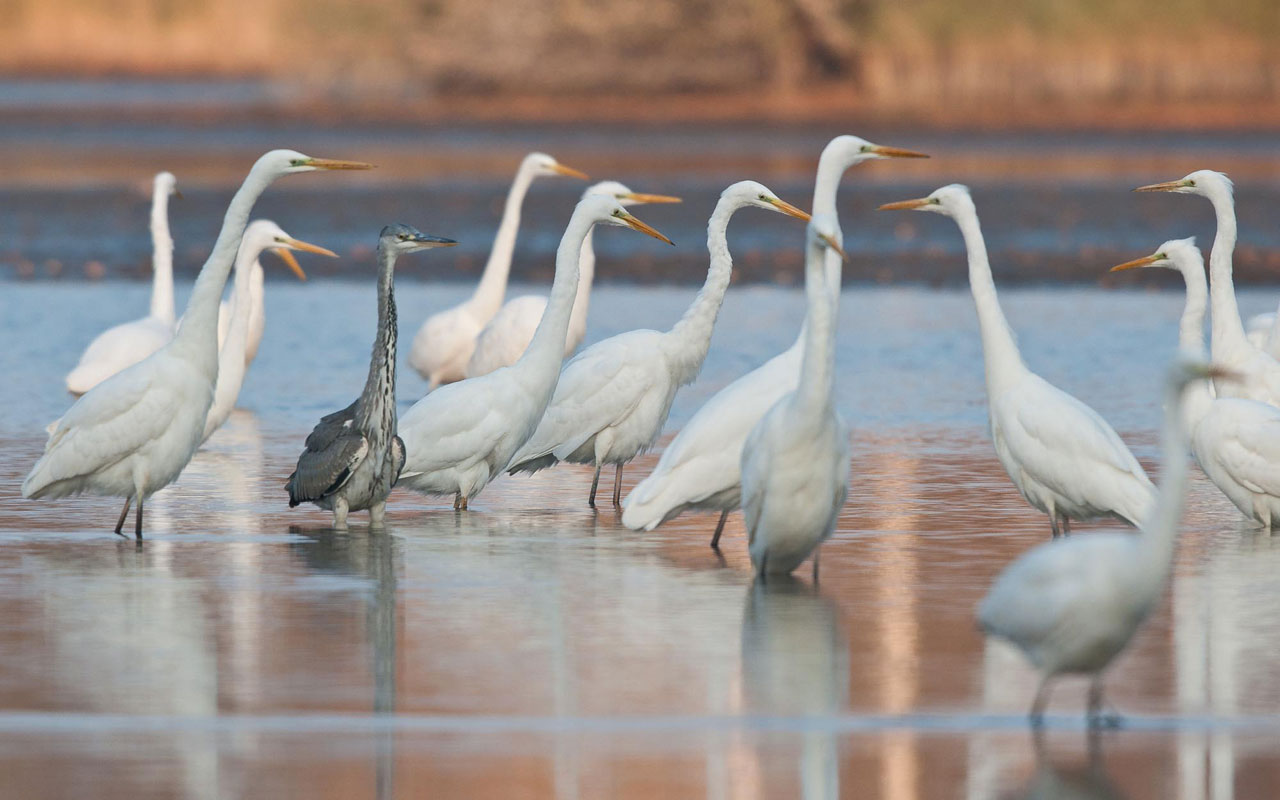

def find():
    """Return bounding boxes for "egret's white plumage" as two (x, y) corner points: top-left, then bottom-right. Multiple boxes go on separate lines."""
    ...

(212, 227), (308, 367)
(65, 171), (179, 395)
(201, 221), (335, 443)
(879, 184), (1155, 536)
(465, 181), (681, 379)
(1111, 238), (1280, 527)
(1136, 170), (1280, 406)
(22, 150), (372, 537)
(407, 152), (587, 389)
(621, 135), (927, 538)
(396, 194), (672, 509)
(507, 181), (809, 505)
(977, 360), (1219, 722)
(741, 216), (850, 577)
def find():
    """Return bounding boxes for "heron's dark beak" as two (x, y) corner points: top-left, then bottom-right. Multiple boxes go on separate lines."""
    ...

(410, 234), (459, 250)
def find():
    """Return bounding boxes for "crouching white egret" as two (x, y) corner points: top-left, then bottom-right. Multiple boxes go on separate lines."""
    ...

(507, 181), (810, 506)
(22, 150), (373, 538)
(465, 181), (682, 379)
(978, 359), (1229, 724)
(741, 216), (850, 578)
(1111, 238), (1280, 527)
(408, 152), (588, 389)
(65, 171), (180, 395)
(879, 185), (1155, 536)
(396, 194), (672, 510)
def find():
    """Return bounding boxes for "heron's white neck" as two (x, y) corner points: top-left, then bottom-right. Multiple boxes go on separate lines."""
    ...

(510, 205), (589, 396)
(1169, 257), (1213, 429)
(168, 163), (277, 378)
(663, 194), (742, 383)
(568, 228), (597, 340)
(470, 163), (538, 319)
(201, 246), (259, 441)
(149, 183), (175, 324)
(1135, 374), (1193, 603)
(1204, 186), (1249, 356)
(952, 204), (1026, 391)
(793, 235), (838, 416)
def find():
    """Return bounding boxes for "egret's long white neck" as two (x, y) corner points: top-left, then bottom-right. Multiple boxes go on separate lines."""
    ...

(201, 244), (258, 441)
(664, 194), (741, 383)
(169, 161), (277, 377)
(470, 162), (538, 319)
(789, 146), (858, 351)
(1135, 373), (1193, 603)
(1204, 185), (1248, 356)
(569, 228), (597, 338)
(149, 182), (175, 324)
(1171, 257), (1213, 429)
(794, 234), (838, 415)
(511, 204), (589, 396)
(953, 203), (1025, 391)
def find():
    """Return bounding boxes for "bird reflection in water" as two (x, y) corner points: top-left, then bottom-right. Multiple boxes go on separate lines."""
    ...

(1010, 732), (1127, 800)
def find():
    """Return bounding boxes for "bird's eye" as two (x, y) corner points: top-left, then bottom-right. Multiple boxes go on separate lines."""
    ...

(289, 158), (306, 167)
(398, 233), (408, 241)
(931, 197), (941, 204)
(612, 209), (623, 217)
(1187, 180), (1196, 187)
(859, 144), (871, 152)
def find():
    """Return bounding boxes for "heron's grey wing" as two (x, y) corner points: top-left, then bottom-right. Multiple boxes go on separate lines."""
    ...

(287, 403), (368, 506)
(390, 435), (406, 485)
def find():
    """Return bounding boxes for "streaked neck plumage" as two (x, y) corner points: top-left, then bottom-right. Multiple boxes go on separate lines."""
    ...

(356, 244), (400, 443)
(149, 180), (175, 324)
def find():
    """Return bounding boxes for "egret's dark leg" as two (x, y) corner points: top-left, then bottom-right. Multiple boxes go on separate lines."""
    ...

(134, 494), (144, 540)
(1063, 516), (1072, 536)
(1049, 514), (1061, 539)
(612, 464), (623, 507)
(459, 495), (469, 511)
(812, 548), (821, 583)
(1030, 677), (1053, 726)
(587, 463), (602, 508)
(710, 510), (729, 550)
(453, 492), (461, 511)
(1086, 676), (1120, 728)
(114, 498), (132, 538)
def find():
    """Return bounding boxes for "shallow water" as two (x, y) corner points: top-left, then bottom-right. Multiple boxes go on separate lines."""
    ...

(4, 282), (1280, 798)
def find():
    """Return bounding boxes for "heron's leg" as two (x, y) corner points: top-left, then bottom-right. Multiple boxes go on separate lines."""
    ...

(710, 510), (729, 550)
(369, 501), (387, 528)
(612, 464), (623, 507)
(812, 547), (821, 583)
(1049, 513), (1061, 539)
(587, 463), (602, 508)
(332, 497), (349, 530)
(134, 494), (144, 540)
(1030, 676), (1054, 726)
(1062, 516), (1072, 536)
(114, 497), (132, 538)
(1086, 676), (1121, 728)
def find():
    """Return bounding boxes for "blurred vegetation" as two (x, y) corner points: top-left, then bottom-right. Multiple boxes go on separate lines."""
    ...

(2, 0), (1279, 107)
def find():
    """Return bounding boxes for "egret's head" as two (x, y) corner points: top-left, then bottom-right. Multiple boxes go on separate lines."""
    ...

(823, 135), (929, 172)
(808, 213), (846, 262)
(526, 152), (589, 180)
(255, 149), (375, 176)
(877, 183), (974, 218)
(580, 194), (673, 245)
(722, 180), (810, 219)
(379, 223), (459, 258)
(240, 220), (336, 281)
(585, 180), (682, 208)
(154, 171), (179, 198)
(1109, 237), (1201, 276)
(1135, 170), (1233, 199)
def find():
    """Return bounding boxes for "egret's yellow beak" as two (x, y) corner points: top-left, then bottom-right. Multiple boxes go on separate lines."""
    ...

(1134, 179), (1189, 193)
(273, 238), (338, 281)
(1207, 365), (1245, 383)
(818, 232), (847, 261)
(877, 198), (932, 211)
(551, 163), (590, 180)
(305, 158), (377, 171)
(620, 212), (673, 245)
(621, 192), (682, 205)
(764, 197), (811, 221)
(1109, 253), (1162, 272)
(868, 144), (930, 159)
(172, 189), (184, 200)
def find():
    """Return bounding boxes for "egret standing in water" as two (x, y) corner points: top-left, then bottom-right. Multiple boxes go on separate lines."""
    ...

(201, 220), (335, 443)
(879, 185), (1155, 536)
(23, 150), (373, 538)
(508, 181), (809, 507)
(741, 216), (849, 578)
(465, 181), (681, 379)
(1111, 239), (1280, 528)
(288, 225), (457, 528)
(408, 152), (587, 389)
(622, 135), (927, 543)
(397, 195), (672, 510)
(65, 171), (180, 395)
(978, 359), (1228, 724)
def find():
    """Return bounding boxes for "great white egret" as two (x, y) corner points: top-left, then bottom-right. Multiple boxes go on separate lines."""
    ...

(22, 150), (373, 538)
(741, 216), (850, 578)
(213, 223), (309, 367)
(201, 220), (335, 443)
(407, 152), (588, 389)
(64, 171), (179, 395)
(288, 225), (457, 528)
(465, 181), (682, 379)
(397, 194), (672, 509)
(621, 135), (927, 542)
(978, 359), (1226, 724)
(1111, 238), (1280, 527)
(506, 181), (810, 506)
(879, 185), (1155, 536)
(1136, 171), (1280, 406)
